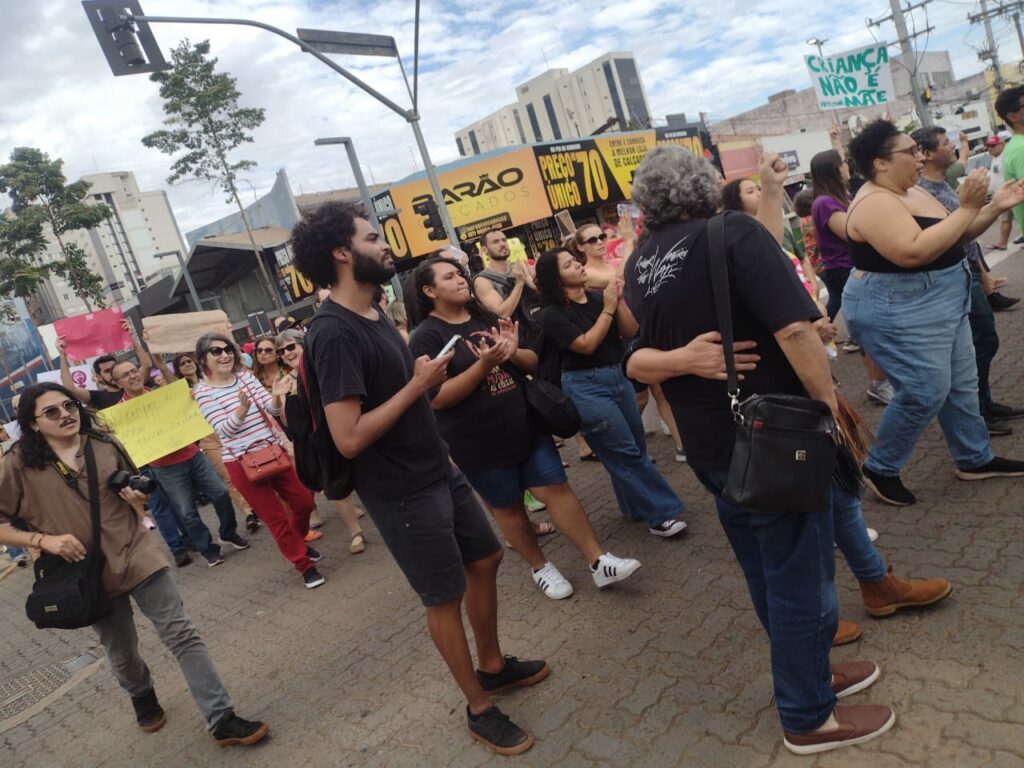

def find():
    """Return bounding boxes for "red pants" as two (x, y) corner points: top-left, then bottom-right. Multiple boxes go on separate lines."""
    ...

(226, 461), (315, 574)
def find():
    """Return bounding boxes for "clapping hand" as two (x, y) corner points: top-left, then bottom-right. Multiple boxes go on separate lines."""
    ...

(958, 168), (990, 211)
(496, 318), (520, 357)
(992, 179), (1024, 213)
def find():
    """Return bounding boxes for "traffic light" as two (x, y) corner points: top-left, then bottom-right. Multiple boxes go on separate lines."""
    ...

(922, 87), (933, 104)
(412, 197), (446, 241)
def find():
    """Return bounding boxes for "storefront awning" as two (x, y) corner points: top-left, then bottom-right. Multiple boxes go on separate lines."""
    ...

(171, 228), (293, 298)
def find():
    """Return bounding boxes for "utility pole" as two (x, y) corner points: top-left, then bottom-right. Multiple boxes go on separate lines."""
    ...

(1015, 11), (1024, 60)
(980, 0), (1005, 91)
(870, 0), (934, 127)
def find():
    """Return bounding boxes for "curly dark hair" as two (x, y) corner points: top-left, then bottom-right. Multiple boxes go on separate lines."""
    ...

(15, 383), (108, 470)
(720, 178), (750, 213)
(847, 119), (902, 179)
(412, 256), (499, 327)
(534, 248), (571, 307)
(290, 201), (365, 288)
(995, 85), (1024, 123)
(793, 188), (814, 218)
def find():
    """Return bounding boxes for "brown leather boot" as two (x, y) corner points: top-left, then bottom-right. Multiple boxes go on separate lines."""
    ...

(832, 619), (862, 646)
(860, 566), (952, 617)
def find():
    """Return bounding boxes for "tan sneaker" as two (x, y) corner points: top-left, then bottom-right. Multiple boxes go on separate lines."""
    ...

(831, 661), (880, 699)
(832, 619), (862, 646)
(860, 566), (952, 617)
(784, 704), (896, 755)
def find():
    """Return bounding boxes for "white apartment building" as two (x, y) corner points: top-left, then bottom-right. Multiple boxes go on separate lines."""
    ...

(455, 52), (653, 156)
(34, 171), (188, 320)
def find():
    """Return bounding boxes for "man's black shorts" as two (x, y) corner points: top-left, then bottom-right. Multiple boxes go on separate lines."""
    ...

(359, 464), (501, 607)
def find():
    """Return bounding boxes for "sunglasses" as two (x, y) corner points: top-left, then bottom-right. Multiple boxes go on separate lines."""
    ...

(208, 346), (236, 358)
(256, 346), (276, 355)
(276, 343), (299, 358)
(36, 399), (81, 422)
(582, 233), (609, 246)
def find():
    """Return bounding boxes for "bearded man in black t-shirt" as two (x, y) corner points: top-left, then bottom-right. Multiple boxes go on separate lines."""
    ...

(623, 146), (897, 755)
(291, 202), (547, 756)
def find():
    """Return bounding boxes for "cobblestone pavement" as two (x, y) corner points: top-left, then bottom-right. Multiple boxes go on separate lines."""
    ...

(3, 251), (1023, 768)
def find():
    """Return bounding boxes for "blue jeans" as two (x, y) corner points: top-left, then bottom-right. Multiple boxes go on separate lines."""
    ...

(832, 486), (886, 583)
(147, 484), (190, 555)
(843, 261), (992, 475)
(968, 272), (998, 413)
(695, 468), (838, 733)
(561, 366), (684, 525)
(150, 453), (238, 557)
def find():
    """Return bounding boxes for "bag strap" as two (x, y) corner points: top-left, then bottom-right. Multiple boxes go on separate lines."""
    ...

(706, 212), (740, 406)
(84, 439), (102, 557)
(238, 374), (283, 443)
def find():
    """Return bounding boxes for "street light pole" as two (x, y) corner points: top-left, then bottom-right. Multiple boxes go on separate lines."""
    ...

(82, 3), (460, 246)
(313, 137), (379, 229)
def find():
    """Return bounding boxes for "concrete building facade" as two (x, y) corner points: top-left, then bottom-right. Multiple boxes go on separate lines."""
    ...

(455, 52), (653, 156)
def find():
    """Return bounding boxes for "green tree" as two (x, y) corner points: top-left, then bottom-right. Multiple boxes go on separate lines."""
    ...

(0, 147), (110, 314)
(141, 39), (284, 314)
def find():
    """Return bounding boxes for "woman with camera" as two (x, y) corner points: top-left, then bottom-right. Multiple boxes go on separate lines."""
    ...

(0, 382), (268, 746)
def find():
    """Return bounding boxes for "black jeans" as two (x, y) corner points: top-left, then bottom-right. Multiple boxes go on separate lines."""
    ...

(969, 272), (998, 412)
(821, 268), (851, 323)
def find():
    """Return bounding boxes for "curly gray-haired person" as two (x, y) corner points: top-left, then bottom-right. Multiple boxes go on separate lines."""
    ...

(622, 145), (896, 755)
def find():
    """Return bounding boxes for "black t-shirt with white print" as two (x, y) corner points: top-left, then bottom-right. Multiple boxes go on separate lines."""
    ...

(623, 213), (820, 471)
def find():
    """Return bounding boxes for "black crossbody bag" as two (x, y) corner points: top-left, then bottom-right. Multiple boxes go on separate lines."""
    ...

(507, 366), (582, 439)
(708, 212), (838, 515)
(25, 440), (113, 629)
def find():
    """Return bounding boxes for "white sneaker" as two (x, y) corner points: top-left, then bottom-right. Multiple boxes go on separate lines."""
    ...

(591, 553), (641, 588)
(532, 562), (574, 599)
(675, 448), (687, 463)
(866, 380), (894, 405)
(649, 519), (688, 538)
(867, 527), (879, 543)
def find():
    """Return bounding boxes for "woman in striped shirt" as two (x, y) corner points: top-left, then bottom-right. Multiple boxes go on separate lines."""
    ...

(193, 333), (325, 589)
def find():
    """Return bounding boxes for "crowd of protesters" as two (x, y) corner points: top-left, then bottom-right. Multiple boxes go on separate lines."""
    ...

(4, 89), (1024, 758)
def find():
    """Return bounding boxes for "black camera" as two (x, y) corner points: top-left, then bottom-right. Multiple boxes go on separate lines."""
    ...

(108, 471), (159, 494)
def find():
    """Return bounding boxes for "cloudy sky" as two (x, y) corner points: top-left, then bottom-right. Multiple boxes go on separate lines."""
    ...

(0, 0), (1016, 234)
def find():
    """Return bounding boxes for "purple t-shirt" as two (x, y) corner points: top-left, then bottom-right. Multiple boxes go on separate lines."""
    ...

(811, 195), (852, 270)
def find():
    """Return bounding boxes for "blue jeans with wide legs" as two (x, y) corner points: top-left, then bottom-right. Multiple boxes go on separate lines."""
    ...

(694, 468), (838, 733)
(843, 261), (993, 476)
(150, 452), (239, 557)
(561, 366), (684, 526)
(832, 485), (887, 583)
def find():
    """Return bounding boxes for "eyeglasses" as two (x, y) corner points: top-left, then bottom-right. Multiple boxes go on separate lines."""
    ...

(256, 347), (276, 355)
(276, 343), (299, 357)
(36, 399), (80, 421)
(582, 233), (609, 245)
(891, 145), (922, 158)
(208, 346), (236, 358)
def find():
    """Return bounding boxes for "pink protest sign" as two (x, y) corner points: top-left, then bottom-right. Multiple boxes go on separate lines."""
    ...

(54, 307), (132, 359)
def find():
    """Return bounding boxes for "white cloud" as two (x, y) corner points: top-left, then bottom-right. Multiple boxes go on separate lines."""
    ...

(0, 0), (998, 233)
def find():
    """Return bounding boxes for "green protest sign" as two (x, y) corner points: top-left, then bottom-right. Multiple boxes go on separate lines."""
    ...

(806, 44), (894, 110)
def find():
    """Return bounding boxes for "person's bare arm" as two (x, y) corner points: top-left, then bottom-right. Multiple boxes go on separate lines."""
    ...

(125, 320), (152, 373)
(323, 353), (452, 458)
(965, 180), (1024, 240)
(626, 332), (760, 384)
(825, 210), (849, 242)
(616, 300), (639, 337)
(756, 153), (790, 246)
(55, 337), (93, 403)
(773, 321), (837, 413)
(474, 275), (524, 318)
(566, 282), (619, 355)
(151, 352), (176, 384)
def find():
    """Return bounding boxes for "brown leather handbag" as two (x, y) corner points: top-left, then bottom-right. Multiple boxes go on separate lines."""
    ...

(237, 377), (293, 484)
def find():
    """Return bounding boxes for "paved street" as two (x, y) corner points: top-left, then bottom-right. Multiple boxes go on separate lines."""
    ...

(2, 252), (1023, 768)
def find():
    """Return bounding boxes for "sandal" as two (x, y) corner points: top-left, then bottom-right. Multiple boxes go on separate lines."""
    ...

(304, 530), (323, 542)
(533, 521), (557, 537)
(350, 532), (366, 554)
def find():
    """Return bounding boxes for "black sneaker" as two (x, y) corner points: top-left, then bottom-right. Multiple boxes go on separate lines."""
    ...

(222, 534), (250, 551)
(173, 550), (192, 568)
(988, 292), (1020, 311)
(245, 513), (261, 532)
(212, 712), (269, 747)
(862, 467), (916, 506)
(302, 566), (325, 589)
(131, 688), (166, 733)
(204, 551), (225, 567)
(306, 546), (322, 563)
(986, 417), (1013, 437)
(986, 402), (1024, 421)
(476, 655), (550, 694)
(1015, 235), (1024, 244)
(467, 705), (533, 756)
(954, 456), (1024, 480)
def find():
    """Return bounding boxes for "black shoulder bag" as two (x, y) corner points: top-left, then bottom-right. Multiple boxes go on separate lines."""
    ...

(25, 439), (113, 629)
(707, 212), (838, 515)
(506, 365), (581, 439)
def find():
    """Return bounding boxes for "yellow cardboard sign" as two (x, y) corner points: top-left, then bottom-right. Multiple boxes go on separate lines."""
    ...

(99, 379), (213, 467)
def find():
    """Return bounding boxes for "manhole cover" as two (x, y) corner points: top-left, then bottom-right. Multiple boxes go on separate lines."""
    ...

(0, 664), (70, 720)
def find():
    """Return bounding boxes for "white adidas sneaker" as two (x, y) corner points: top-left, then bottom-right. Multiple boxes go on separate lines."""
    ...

(591, 553), (642, 588)
(532, 562), (574, 600)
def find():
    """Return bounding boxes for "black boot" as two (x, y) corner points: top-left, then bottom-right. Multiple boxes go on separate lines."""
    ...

(131, 688), (166, 733)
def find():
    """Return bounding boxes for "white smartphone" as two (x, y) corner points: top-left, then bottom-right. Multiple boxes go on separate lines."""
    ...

(435, 334), (462, 359)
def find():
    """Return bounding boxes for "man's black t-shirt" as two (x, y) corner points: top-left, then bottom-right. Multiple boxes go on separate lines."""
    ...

(540, 291), (623, 371)
(624, 213), (820, 471)
(89, 389), (124, 410)
(409, 315), (538, 474)
(305, 299), (449, 499)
